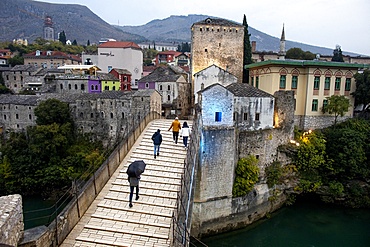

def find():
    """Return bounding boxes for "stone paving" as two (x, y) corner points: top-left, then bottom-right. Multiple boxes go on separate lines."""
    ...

(61, 119), (191, 247)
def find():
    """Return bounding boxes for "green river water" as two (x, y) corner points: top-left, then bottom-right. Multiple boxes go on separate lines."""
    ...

(199, 197), (370, 247)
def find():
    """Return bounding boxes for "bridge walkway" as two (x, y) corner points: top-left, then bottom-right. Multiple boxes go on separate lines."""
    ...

(61, 119), (191, 247)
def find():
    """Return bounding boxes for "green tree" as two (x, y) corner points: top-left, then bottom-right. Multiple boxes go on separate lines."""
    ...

(322, 95), (350, 125)
(34, 98), (73, 126)
(8, 55), (24, 66)
(331, 45), (344, 62)
(232, 155), (260, 197)
(59, 31), (67, 45)
(72, 39), (78, 46)
(242, 14), (252, 83)
(352, 69), (370, 114)
(286, 47), (315, 60)
(87, 40), (90, 46)
(295, 132), (330, 193)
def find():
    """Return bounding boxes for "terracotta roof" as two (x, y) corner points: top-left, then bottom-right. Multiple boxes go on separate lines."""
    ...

(23, 51), (81, 62)
(97, 72), (120, 81)
(98, 41), (141, 49)
(157, 51), (182, 56)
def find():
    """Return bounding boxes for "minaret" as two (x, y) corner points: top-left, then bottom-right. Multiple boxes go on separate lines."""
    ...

(278, 24), (286, 60)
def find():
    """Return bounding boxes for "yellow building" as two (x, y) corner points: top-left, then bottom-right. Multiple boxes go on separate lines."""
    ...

(98, 72), (120, 91)
(245, 60), (369, 130)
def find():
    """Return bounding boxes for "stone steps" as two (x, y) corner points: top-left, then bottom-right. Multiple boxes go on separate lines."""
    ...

(71, 119), (191, 247)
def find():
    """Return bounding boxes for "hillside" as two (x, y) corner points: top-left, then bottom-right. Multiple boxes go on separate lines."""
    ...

(0, 0), (146, 45)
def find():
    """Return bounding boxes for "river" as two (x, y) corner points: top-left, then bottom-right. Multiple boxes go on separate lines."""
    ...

(198, 196), (370, 247)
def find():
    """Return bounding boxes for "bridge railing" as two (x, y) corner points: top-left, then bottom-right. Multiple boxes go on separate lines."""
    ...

(22, 111), (161, 246)
(170, 114), (208, 247)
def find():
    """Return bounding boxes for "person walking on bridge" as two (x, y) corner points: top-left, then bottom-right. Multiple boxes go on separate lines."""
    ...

(180, 121), (191, 149)
(152, 129), (162, 159)
(168, 117), (181, 144)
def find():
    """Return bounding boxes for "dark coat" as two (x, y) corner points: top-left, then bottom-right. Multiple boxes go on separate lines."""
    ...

(152, 131), (162, 145)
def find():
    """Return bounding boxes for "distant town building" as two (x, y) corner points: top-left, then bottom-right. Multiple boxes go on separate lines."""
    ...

(23, 50), (81, 69)
(97, 41), (143, 90)
(138, 42), (178, 52)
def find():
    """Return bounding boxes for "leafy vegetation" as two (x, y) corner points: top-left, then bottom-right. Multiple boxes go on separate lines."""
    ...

(286, 47), (315, 60)
(242, 14), (253, 83)
(352, 69), (370, 114)
(232, 155), (260, 197)
(0, 99), (105, 199)
(331, 45), (344, 62)
(293, 118), (370, 207)
(322, 95), (350, 125)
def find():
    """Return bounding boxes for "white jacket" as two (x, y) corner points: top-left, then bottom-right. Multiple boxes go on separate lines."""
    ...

(180, 127), (191, 137)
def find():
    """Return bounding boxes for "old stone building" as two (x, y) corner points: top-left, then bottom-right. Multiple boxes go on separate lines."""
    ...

(23, 50), (81, 69)
(191, 17), (244, 102)
(193, 64), (238, 104)
(137, 65), (191, 118)
(3, 65), (43, 94)
(0, 90), (161, 146)
(192, 83), (295, 237)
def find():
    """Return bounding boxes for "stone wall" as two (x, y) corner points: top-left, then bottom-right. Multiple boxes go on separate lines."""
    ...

(0, 194), (24, 246)
(295, 114), (350, 130)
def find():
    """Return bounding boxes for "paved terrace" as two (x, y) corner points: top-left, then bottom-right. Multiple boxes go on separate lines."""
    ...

(61, 119), (191, 247)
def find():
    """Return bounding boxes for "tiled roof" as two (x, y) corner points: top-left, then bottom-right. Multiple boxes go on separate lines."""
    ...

(98, 41), (141, 49)
(23, 51), (81, 62)
(192, 17), (243, 27)
(97, 72), (120, 81)
(0, 94), (39, 105)
(138, 65), (184, 83)
(112, 68), (132, 75)
(226, 83), (274, 98)
(11, 65), (41, 72)
(157, 51), (182, 56)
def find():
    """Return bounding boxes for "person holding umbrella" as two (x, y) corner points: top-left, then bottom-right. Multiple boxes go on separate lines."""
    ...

(126, 160), (146, 208)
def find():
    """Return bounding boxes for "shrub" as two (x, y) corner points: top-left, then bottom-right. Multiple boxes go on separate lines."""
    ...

(232, 155), (260, 197)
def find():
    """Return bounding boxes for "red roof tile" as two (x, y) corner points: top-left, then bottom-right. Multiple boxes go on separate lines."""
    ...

(98, 41), (141, 49)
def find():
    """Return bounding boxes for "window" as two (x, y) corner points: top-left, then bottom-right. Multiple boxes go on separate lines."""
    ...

(159, 85), (162, 90)
(205, 48), (208, 52)
(335, 77), (341, 90)
(324, 77), (330, 90)
(29, 114), (32, 120)
(68, 84), (71, 90)
(167, 85), (171, 91)
(113, 86), (116, 90)
(291, 76), (298, 89)
(81, 84), (85, 90)
(90, 113), (94, 118)
(256, 76), (259, 88)
(122, 112), (125, 118)
(16, 114), (19, 119)
(345, 78), (351, 91)
(215, 112), (222, 122)
(255, 113), (260, 121)
(323, 99), (328, 110)
(3, 115), (6, 120)
(108, 66), (112, 72)
(314, 76), (320, 90)
(95, 85), (98, 90)
(279, 75), (286, 89)
(243, 113), (248, 120)
(250, 77), (254, 86)
(145, 83), (149, 88)
(75, 84), (78, 90)
(312, 99), (318, 111)
(167, 95), (170, 101)
(105, 86), (109, 90)
(110, 113), (113, 118)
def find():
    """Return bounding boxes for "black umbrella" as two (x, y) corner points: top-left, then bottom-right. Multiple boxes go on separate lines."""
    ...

(126, 160), (146, 177)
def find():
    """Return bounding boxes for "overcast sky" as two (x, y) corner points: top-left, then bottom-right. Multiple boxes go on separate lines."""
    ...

(36, 0), (370, 56)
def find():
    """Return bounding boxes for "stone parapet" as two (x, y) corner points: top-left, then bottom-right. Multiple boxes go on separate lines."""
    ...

(0, 194), (24, 246)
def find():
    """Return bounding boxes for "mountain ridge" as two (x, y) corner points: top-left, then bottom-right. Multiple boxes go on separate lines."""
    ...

(0, 1), (359, 56)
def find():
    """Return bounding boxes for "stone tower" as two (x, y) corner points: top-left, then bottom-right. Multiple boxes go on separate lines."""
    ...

(191, 17), (244, 104)
(278, 24), (286, 60)
(43, 16), (54, 41)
